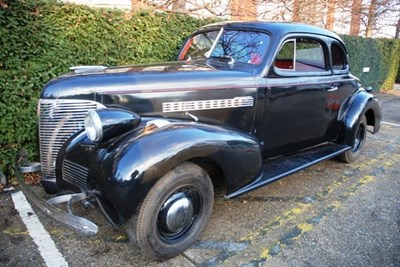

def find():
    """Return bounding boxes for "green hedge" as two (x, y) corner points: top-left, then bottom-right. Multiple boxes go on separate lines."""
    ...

(0, 0), (213, 178)
(341, 35), (400, 91)
(396, 57), (400, 83)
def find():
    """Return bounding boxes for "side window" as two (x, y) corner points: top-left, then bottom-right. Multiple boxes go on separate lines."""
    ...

(275, 37), (327, 73)
(331, 43), (347, 71)
(275, 39), (295, 70)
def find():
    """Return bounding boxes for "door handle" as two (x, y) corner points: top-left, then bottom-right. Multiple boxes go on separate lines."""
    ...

(327, 86), (338, 92)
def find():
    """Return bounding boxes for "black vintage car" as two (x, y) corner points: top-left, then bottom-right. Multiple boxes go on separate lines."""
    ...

(17, 21), (381, 260)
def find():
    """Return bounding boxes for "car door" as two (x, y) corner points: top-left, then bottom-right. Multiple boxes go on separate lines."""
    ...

(261, 36), (334, 158)
(324, 40), (359, 141)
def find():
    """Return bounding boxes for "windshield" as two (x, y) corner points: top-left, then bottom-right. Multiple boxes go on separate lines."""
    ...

(179, 29), (270, 67)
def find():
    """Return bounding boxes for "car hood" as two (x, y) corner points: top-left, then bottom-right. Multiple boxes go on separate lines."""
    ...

(40, 61), (257, 99)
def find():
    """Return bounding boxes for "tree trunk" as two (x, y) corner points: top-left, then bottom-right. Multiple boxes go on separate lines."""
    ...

(229, 0), (257, 21)
(292, 0), (301, 22)
(365, 0), (377, 37)
(349, 0), (362, 35)
(326, 0), (336, 30)
(292, 0), (323, 25)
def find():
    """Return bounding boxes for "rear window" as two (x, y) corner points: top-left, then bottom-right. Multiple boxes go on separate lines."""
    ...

(331, 43), (348, 71)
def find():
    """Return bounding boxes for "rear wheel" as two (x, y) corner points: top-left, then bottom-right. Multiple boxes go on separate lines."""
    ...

(339, 115), (367, 163)
(126, 162), (214, 260)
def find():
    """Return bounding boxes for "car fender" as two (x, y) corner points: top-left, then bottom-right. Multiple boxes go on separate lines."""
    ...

(339, 89), (381, 147)
(93, 120), (262, 220)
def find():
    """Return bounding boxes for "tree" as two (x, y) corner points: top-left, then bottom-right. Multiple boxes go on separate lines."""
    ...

(257, 0), (293, 21)
(229, 0), (257, 21)
(326, 0), (337, 30)
(172, 0), (186, 10)
(365, 0), (378, 37)
(128, 0), (400, 38)
(350, 0), (362, 35)
(292, 0), (301, 22)
(290, 0), (327, 26)
(130, 0), (230, 17)
(360, 0), (400, 37)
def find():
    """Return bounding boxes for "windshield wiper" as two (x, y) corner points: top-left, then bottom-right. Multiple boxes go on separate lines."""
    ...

(204, 27), (224, 58)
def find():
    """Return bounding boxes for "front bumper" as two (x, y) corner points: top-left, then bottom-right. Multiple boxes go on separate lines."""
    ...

(15, 160), (98, 235)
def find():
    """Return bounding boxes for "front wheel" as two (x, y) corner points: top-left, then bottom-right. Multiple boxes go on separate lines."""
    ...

(126, 162), (214, 260)
(339, 115), (367, 163)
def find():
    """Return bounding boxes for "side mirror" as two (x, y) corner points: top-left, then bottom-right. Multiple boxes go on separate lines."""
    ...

(365, 86), (373, 92)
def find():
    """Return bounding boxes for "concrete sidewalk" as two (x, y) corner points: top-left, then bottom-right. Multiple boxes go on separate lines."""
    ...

(388, 83), (400, 96)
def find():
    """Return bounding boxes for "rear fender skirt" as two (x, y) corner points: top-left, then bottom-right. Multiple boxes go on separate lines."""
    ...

(96, 121), (262, 220)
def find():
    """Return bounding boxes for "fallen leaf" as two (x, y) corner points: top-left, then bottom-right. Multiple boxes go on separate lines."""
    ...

(24, 172), (41, 185)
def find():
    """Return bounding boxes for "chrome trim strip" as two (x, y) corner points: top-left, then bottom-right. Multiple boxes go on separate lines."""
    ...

(162, 96), (254, 113)
(100, 84), (257, 95)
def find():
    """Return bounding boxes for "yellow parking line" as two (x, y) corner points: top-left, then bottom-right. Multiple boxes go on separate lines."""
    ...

(222, 149), (400, 266)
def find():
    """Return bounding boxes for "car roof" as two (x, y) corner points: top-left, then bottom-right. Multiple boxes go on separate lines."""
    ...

(198, 21), (342, 42)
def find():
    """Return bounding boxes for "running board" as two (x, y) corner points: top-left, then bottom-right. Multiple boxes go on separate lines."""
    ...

(226, 143), (350, 198)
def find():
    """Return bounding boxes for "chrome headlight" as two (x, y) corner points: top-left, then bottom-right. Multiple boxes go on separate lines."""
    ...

(84, 109), (141, 143)
(85, 110), (103, 142)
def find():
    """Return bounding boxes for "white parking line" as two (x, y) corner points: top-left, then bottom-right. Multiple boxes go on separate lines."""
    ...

(11, 191), (69, 267)
(381, 121), (400, 127)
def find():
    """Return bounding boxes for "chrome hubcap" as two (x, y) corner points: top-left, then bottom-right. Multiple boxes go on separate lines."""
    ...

(159, 192), (194, 234)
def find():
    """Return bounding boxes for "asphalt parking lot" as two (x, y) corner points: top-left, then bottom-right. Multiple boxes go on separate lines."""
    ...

(1, 90), (399, 267)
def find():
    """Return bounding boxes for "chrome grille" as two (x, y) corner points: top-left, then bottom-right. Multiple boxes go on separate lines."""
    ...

(39, 99), (105, 183)
(62, 160), (89, 190)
